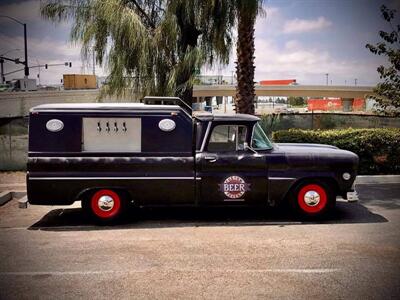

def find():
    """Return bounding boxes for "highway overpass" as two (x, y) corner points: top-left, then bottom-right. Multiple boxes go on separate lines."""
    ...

(0, 90), (132, 118)
(193, 85), (375, 98)
(0, 85), (375, 118)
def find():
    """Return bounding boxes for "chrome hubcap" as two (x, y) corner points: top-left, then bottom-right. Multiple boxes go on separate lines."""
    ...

(98, 195), (114, 211)
(304, 190), (320, 206)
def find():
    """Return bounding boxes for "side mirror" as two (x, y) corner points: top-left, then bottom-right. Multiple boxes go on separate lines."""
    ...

(243, 142), (258, 154)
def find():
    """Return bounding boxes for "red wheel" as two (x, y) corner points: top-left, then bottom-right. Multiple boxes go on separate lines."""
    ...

(294, 183), (332, 216)
(90, 189), (122, 219)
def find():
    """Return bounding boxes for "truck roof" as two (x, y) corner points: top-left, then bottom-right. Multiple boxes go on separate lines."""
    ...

(30, 103), (183, 113)
(30, 103), (260, 122)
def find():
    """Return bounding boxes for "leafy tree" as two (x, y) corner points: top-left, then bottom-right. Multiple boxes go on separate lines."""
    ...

(288, 96), (305, 106)
(41, 0), (236, 104)
(366, 5), (400, 115)
(234, 0), (263, 115)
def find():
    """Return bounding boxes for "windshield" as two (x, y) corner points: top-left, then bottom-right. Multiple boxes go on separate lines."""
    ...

(251, 122), (273, 150)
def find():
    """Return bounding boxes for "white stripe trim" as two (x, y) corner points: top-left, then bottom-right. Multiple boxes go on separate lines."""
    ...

(29, 177), (194, 180)
(269, 177), (295, 180)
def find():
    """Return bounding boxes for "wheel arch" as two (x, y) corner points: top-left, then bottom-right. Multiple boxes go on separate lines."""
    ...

(282, 176), (340, 204)
(76, 186), (133, 204)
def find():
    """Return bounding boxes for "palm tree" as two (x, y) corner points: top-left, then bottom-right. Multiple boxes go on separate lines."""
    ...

(234, 0), (263, 115)
(41, 0), (236, 105)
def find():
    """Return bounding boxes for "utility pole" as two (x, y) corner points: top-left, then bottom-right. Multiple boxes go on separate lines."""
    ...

(325, 73), (329, 86)
(92, 49), (95, 75)
(23, 23), (29, 78)
(0, 59), (4, 84)
(36, 59), (41, 85)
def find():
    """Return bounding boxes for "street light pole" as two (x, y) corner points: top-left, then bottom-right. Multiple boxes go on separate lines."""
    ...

(0, 15), (29, 79)
(0, 50), (22, 83)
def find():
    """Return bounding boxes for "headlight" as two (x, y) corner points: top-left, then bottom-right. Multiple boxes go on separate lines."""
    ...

(342, 172), (351, 180)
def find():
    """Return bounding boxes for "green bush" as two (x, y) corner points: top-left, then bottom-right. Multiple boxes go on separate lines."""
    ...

(272, 128), (400, 175)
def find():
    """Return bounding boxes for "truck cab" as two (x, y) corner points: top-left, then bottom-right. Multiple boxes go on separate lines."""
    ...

(26, 97), (359, 223)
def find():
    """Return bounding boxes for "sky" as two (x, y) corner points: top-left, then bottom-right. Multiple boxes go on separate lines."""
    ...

(0, 0), (399, 86)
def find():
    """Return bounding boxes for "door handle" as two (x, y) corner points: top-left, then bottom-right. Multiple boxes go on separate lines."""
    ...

(204, 155), (217, 162)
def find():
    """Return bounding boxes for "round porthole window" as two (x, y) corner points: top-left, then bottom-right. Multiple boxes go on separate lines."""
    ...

(46, 119), (64, 132)
(158, 119), (176, 132)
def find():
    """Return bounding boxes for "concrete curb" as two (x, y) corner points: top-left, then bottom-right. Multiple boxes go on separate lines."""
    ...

(0, 183), (26, 188)
(12, 191), (27, 199)
(356, 175), (400, 185)
(0, 191), (12, 206)
(18, 195), (28, 209)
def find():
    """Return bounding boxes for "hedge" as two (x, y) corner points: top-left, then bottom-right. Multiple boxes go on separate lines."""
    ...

(272, 128), (400, 175)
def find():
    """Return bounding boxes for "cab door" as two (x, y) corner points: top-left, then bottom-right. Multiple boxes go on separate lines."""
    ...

(196, 123), (268, 205)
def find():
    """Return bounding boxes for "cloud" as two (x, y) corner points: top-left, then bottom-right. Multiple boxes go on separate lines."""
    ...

(253, 38), (382, 85)
(283, 16), (332, 34)
(202, 34), (383, 86)
(255, 6), (283, 38)
(284, 40), (301, 50)
(0, 0), (41, 24)
(264, 6), (280, 19)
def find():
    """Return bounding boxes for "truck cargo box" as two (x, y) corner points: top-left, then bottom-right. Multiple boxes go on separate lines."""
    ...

(63, 74), (97, 90)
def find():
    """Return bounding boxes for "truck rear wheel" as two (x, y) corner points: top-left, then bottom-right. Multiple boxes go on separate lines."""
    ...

(291, 181), (334, 218)
(83, 189), (127, 224)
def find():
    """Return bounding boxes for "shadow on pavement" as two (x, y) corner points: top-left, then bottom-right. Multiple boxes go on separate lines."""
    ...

(356, 184), (400, 210)
(28, 200), (388, 231)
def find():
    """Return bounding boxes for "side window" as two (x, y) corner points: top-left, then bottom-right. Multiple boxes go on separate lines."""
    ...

(208, 125), (247, 152)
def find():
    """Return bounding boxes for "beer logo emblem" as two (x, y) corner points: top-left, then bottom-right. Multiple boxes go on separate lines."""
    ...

(219, 176), (251, 199)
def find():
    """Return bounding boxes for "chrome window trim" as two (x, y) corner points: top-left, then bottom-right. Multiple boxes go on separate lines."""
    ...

(200, 121), (212, 152)
(207, 124), (247, 152)
(251, 123), (273, 150)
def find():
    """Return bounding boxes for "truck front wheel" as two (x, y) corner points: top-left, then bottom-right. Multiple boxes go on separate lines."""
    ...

(291, 181), (335, 218)
(82, 189), (127, 224)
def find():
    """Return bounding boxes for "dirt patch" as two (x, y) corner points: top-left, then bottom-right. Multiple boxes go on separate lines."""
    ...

(0, 171), (26, 184)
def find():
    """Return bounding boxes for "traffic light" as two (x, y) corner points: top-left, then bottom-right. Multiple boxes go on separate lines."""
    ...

(45, 64), (48, 69)
(69, 62), (72, 67)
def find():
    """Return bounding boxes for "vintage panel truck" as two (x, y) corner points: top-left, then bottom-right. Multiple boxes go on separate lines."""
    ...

(26, 97), (359, 223)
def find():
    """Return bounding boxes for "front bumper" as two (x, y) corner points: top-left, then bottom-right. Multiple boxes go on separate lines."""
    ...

(342, 181), (358, 202)
(346, 191), (359, 202)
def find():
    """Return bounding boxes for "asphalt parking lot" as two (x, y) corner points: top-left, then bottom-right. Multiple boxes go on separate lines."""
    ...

(0, 182), (399, 299)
